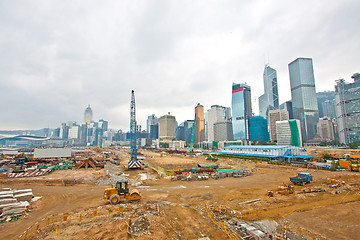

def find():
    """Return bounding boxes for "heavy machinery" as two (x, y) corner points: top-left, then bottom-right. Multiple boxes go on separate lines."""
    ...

(127, 90), (143, 170)
(103, 180), (141, 204)
(277, 184), (295, 195)
(290, 172), (313, 185)
(267, 184), (294, 197)
(348, 160), (359, 172)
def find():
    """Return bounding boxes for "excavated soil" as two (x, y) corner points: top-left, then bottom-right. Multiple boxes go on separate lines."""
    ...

(0, 150), (359, 240)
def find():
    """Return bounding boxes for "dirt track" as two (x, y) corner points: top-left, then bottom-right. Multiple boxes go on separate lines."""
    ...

(0, 151), (359, 239)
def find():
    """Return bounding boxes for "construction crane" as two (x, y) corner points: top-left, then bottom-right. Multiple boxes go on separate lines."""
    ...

(127, 90), (143, 170)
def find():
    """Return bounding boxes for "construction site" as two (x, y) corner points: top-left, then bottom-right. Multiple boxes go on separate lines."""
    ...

(0, 147), (359, 240)
(0, 91), (359, 240)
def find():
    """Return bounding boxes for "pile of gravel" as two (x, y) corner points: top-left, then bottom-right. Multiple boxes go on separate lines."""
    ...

(130, 216), (151, 237)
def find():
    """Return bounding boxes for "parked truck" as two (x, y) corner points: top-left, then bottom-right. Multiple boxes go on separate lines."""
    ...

(290, 172), (313, 185)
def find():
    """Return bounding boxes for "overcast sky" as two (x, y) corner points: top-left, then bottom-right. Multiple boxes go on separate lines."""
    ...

(1, 0), (359, 131)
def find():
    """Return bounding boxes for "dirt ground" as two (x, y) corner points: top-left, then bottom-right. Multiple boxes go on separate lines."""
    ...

(0, 149), (359, 240)
(307, 148), (360, 158)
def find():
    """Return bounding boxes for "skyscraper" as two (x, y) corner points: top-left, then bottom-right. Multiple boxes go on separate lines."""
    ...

(335, 73), (360, 144)
(268, 109), (289, 142)
(322, 100), (336, 119)
(289, 58), (319, 140)
(84, 105), (93, 125)
(276, 119), (302, 147)
(176, 122), (185, 141)
(184, 120), (195, 144)
(159, 113), (176, 142)
(317, 118), (335, 142)
(259, 65), (279, 118)
(206, 105), (231, 142)
(316, 91), (335, 118)
(249, 116), (270, 142)
(214, 121), (233, 142)
(195, 103), (205, 143)
(231, 83), (252, 140)
(146, 114), (157, 134)
(280, 101), (293, 119)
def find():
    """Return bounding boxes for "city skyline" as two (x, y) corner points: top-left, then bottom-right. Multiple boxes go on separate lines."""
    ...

(0, 1), (359, 130)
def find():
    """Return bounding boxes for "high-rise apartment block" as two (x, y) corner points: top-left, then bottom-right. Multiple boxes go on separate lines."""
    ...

(268, 109), (289, 142)
(232, 83), (252, 140)
(276, 119), (302, 146)
(335, 73), (360, 144)
(159, 113), (176, 142)
(289, 57), (319, 140)
(259, 65), (279, 118)
(205, 105), (231, 142)
(195, 104), (205, 143)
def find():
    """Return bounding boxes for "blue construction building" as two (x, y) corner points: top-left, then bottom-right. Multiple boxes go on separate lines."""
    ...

(249, 116), (270, 142)
(218, 145), (313, 162)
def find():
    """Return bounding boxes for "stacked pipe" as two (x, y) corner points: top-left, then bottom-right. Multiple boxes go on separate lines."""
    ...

(0, 188), (33, 219)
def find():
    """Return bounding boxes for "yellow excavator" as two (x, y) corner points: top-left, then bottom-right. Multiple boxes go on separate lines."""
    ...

(103, 180), (141, 204)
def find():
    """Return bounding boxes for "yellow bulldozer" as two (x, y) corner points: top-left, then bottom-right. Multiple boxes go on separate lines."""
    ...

(103, 180), (141, 205)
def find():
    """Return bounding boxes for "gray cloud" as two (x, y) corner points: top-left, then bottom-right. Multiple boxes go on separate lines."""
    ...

(0, 0), (359, 131)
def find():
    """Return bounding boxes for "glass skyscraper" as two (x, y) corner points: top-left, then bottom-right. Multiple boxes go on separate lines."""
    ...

(259, 65), (279, 119)
(316, 91), (335, 118)
(335, 73), (360, 144)
(231, 83), (252, 140)
(289, 58), (319, 140)
(249, 116), (270, 142)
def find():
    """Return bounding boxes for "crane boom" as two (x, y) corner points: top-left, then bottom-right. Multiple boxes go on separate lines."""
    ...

(128, 90), (142, 169)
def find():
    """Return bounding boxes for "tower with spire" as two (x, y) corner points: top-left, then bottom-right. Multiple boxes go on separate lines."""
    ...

(84, 104), (93, 125)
